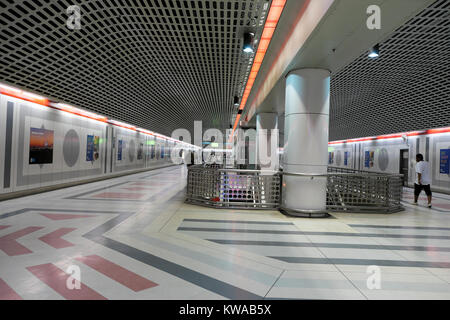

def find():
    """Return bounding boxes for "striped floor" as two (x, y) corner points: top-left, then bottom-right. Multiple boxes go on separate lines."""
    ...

(1, 165), (450, 300)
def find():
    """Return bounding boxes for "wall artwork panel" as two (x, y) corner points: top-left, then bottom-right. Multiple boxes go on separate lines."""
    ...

(440, 149), (450, 174)
(29, 127), (54, 164)
(63, 129), (80, 167)
(86, 135), (100, 162)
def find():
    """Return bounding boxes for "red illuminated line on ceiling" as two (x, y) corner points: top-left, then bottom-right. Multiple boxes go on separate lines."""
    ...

(108, 120), (137, 131)
(328, 127), (450, 145)
(231, 0), (286, 135)
(0, 83), (193, 146)
(242, 0), (312, 129)
(137, 128), (155, 136)
(0, 85), (49, 106)
(51, 103), (108, 123)
(426, 127), (450, 135)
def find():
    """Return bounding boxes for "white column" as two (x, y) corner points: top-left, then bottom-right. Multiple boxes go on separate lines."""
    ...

(281, 68), (330, 217)
(256, 113), (279, 170)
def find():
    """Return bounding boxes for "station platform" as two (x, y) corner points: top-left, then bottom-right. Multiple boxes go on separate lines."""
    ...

(1, 165), (449, 300)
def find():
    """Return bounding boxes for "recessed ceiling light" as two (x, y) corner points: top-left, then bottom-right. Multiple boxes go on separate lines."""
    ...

(369, 43), (380, 58)
(243, 32), (255, 53)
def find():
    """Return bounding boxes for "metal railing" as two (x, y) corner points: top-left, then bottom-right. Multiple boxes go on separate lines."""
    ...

(328, 167), (402, 213)
(186, 165), (281, 209)
(186, 165), (404, 213)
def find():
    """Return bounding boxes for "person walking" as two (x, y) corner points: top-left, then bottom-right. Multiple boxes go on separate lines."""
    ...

(414, 153), (432, 208)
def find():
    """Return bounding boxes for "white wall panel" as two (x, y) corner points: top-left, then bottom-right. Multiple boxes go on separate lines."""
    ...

(330, 135), (450, 194)
(0, 95), (7, 194)
(0, 93), (178, 196)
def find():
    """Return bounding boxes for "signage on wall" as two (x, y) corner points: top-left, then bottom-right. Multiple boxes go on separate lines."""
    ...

(118, 140), (123, 160)
(369, 151), (375, 167)
(440, 149), (450, 174)
(29, 127), (54, 164)
(137, 143), (144, 160)
(364, 151), (370, 168)
(151, 145), (155, 159)
(344, 151), (348, 166)
(86, 135), (100, 162)
(364, 151), (375, 168)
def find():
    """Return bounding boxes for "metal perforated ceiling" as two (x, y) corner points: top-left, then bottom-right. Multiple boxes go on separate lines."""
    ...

(330, 0), (450, 141)
(0, 0), (270, 137)
(2, 0), (449, 142)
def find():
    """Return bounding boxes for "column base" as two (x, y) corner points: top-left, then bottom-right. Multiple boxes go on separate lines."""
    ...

(279, 207), (331, 218)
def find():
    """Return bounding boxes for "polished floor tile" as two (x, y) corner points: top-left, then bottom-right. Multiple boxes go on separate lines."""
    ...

(1, 165), (450, 300)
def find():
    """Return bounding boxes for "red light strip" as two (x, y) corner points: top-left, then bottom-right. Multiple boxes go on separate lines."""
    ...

(0, 83), (196, 146)
(329, 127), (450, 145)
(51, 103), (108, 123)
(241, 0), (335, 130)
(231, 0), (286, 137)
(137, 128), (155, 136)
(107, 120), (137, 131)
(426, 127), (450, 135)
(0, 84), (49, 106)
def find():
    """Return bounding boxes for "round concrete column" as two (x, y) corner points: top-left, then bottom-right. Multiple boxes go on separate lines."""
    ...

(281, 68), (330, 217)
(256, 113), (278, 170)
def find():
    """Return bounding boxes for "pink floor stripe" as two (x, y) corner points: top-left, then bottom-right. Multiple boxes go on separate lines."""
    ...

(92, 192), (146, 199)
(0, 225), (10, 231)
(75, 255), (158, 292)
(39, 228), (76, 249)
(433, 203), (450, 209)
(40, 213), (95, 220)
(122, 187), (154, 191)
(0, 226), (44, 256)
(0, 278), (22, 300)
(130, 182), (154, 186)
(27, 263), (107, 300)
(131, 182), (167, 187)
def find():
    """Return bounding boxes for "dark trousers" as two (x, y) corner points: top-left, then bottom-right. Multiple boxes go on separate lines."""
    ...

(414, 183), (432, 197)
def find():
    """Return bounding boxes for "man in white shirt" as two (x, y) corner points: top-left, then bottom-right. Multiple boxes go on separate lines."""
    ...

(414, 153), (432, 208)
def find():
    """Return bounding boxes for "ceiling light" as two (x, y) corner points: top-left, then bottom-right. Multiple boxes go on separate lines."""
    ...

(368, 44), (380, 58)
(243, 32), (255, 53)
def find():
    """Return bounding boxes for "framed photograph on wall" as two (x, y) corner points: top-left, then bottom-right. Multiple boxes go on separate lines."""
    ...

(29, 127), (54, 164)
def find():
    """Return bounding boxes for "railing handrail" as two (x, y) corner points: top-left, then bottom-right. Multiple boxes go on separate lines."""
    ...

(327, 166), (401, 175)
(188, 166), (280, 175)
(186, 164), (404, 214)
(283, 171), (404, 178)
(188, 166), (403, 178)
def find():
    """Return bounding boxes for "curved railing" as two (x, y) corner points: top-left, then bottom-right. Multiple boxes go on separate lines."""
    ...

(186, 165), (404, 213)
(186, 165), (281, 209)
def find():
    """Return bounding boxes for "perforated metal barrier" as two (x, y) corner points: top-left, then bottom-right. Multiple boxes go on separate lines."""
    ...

(326, 167), (403, 213)
(186, 165), (404, 213)
(187, 165), (281, 209)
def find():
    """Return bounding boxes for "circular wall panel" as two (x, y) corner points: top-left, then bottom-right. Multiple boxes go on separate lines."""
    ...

(128, 139), (135, 162)
(63, 129), (80, 167)
(378, 148), (389, 171)
(335, 151), (342, 166)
